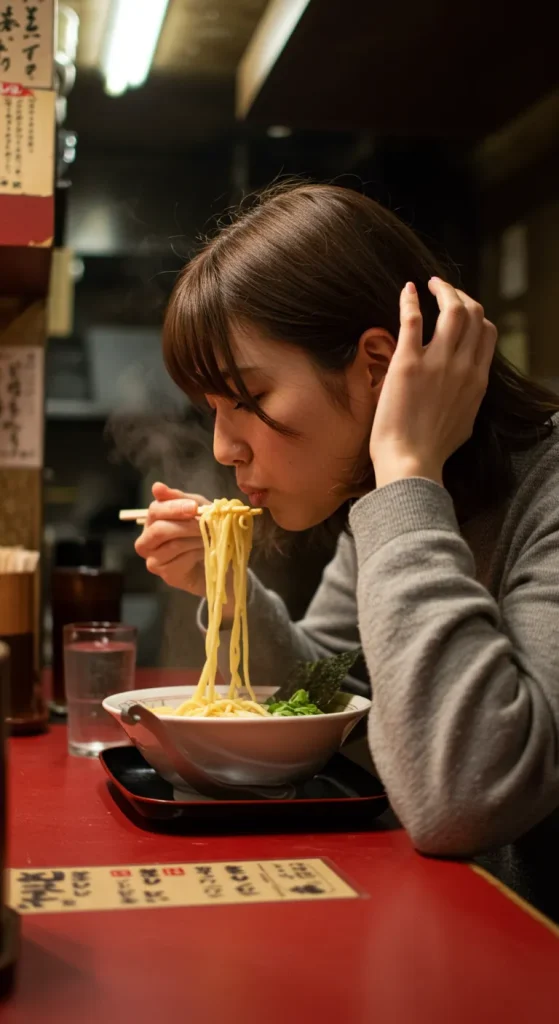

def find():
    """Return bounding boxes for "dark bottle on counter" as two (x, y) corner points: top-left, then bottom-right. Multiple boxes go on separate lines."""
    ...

(0, 573), (47, 735)
(0, 643), (19, 998)
(50, 540), (123, 714)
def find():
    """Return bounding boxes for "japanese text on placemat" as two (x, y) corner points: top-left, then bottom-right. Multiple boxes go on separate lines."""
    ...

(9, 859), (359, 914)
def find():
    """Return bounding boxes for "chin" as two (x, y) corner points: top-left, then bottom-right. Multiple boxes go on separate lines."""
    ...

(271, 512), (314, 531)
(270, 499), (344, 532)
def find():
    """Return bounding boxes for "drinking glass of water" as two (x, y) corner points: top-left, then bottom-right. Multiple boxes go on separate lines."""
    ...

(64, 622), (137, 757)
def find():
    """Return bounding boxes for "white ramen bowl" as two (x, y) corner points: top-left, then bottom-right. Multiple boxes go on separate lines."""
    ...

(103, 685), (371, 790)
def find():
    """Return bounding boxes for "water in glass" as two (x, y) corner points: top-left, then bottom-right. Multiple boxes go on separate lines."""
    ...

(65, 639), (135, 757)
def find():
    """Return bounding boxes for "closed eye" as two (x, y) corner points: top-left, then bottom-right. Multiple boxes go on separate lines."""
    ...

(232, 394), (265, 412)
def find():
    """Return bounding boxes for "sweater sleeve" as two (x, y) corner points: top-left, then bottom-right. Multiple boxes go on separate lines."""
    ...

(349, 475), (559, 857)
(197, 530), (366, 694)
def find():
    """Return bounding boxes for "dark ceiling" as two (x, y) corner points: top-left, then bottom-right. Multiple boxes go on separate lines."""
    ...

(238, 0), (559, 140)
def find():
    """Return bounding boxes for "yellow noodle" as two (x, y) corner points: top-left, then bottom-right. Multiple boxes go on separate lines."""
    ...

(150, 499), (267, 719)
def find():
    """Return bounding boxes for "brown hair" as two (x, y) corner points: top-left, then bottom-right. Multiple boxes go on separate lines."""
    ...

(163, 181), (558, 524)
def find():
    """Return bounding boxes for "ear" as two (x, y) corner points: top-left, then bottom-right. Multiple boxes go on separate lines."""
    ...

(357, 328), (397, 392)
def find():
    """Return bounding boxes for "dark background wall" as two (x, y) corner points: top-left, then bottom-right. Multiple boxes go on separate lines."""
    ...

(42, 0), (559, 667)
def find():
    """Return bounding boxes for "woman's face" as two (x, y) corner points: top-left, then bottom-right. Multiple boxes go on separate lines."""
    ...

(206, 324), (377, 530)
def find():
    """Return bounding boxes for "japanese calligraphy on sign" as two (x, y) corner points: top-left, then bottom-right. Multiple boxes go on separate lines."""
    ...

(0, 1), (54, 89)
(0, 85), (54, 195)
(8, 860), (360, 914)
(0, 345), (44, 468)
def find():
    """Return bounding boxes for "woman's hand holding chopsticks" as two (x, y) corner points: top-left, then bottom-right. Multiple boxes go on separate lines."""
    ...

(134, 482), (212, 600)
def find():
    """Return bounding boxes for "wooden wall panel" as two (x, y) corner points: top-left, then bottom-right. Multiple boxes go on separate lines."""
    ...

(0, 301), (46, 550)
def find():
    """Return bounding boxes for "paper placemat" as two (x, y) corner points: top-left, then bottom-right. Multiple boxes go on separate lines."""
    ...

(8, 858), (361, 914)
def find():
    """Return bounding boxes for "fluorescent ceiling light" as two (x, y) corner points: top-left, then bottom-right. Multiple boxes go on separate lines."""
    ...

(237, 0), (311, 119)
(101, 0), (170, 97)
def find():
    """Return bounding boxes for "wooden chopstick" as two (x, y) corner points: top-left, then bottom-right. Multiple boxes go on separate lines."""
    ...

(118, 507), (209, 525)
(119, 504), (262, 526)
(119, 509), (152, 522)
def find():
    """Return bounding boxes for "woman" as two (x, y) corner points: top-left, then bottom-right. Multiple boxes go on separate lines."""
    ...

(135, 182), (559, 857)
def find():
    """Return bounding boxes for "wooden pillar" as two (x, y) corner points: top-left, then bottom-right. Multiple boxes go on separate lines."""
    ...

(0, 0), (55, 552)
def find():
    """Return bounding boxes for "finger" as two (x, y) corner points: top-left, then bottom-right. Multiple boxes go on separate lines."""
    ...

(475, 319), (498, 373)
(155, 538), (202, 567)
(147, 548), (201, 581)
(453, 290), (485, 360)
(397, 282), (423, 355)
(135, 520), (202, 555)
(146, 497), (200, 525)
(427, 278), (467, 354)
(455, 290), (485, 330)
(146, 539), (202, 573)
(152, 482), (187, 501)
(455, 288), (483, 310)
(152, 482), (208, 505)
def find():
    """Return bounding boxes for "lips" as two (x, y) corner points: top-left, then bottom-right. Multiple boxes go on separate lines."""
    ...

(238, 484), (269, 506)
(247, 491), (268, 507)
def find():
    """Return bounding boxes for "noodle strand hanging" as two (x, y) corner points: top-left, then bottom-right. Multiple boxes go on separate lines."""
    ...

(153, 499), (266, 718)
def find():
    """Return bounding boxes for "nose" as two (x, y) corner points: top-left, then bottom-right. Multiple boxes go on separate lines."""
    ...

(213, 413), (251, 467)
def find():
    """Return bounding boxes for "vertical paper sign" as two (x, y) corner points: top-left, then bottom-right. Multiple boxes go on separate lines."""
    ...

(0, 84), (54, 195)
(0, 0), (54, 89)
(0, 344), (44, 468)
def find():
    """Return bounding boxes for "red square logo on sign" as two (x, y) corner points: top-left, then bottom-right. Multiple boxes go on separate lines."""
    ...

(110, 870), (132, 878)
(163, 867), (185, 877)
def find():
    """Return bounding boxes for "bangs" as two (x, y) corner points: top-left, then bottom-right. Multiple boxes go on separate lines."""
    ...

(162, 249), (293, 434)
(162, 251), (240, 404)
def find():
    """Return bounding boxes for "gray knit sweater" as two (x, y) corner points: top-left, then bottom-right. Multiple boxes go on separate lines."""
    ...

(202, 421), (559, 857)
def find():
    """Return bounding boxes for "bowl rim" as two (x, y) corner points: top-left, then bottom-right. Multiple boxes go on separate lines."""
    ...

(102, 685), (371, 723)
